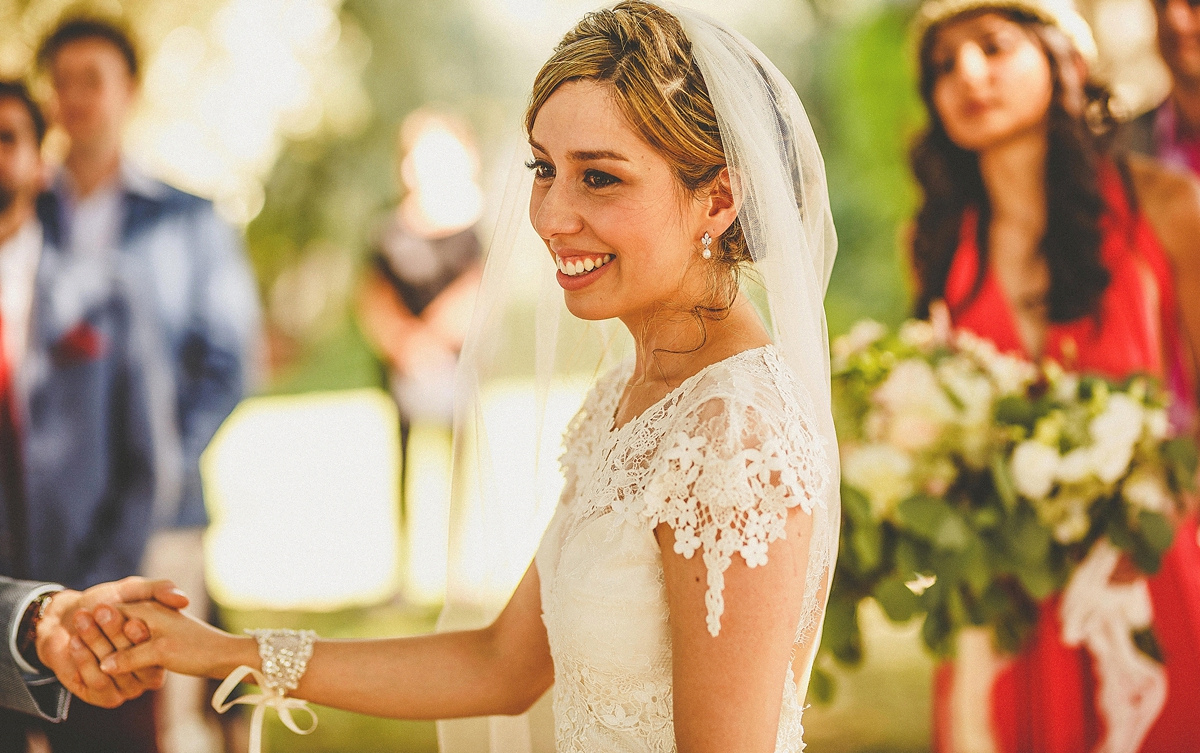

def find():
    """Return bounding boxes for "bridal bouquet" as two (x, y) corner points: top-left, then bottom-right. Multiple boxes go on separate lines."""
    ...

(816, 317), (1196, 698)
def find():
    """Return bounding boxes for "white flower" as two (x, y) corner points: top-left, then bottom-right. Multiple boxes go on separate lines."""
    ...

(1056, 448), (1094, 484)
(898, 319), (936, 351)
(1012, 440), (1060, 500)
(1053, 372), (1080, 403)
(1089, 394), (1144, 484)
(954, 330), (1037, 394)
(1145, 408), (1170, 441)
(887, 413), (946, 454)
(875, 360), (957, 452)
(833, 319), (887, 367)
(843, 443), (914, 519)
(1123, 466), (1173, 515)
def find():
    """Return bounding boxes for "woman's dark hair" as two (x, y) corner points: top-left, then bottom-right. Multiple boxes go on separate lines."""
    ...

(38, 17), (140, 79)
(910, 10), (1116, 322)
(0, 81), (46, 145)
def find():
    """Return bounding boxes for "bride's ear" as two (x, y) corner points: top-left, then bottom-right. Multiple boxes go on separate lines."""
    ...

(704, 167), (739, 237)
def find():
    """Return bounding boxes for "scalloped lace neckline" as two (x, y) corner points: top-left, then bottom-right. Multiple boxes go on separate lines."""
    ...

(608, 344), (776, 434)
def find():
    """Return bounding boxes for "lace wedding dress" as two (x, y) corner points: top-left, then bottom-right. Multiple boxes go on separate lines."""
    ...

(535, 344), (832, 753)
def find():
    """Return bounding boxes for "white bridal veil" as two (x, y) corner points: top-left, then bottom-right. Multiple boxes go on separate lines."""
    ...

(435, 3), (839, 750)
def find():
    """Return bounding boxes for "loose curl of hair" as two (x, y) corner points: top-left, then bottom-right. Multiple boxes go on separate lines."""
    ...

(524, 0), (750, 338)
(911, 10), (1117, 323)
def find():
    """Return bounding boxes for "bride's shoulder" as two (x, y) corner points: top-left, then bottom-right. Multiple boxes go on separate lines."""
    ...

(674, 344), (808, 426)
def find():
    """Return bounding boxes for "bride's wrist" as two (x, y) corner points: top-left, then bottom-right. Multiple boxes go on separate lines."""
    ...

(213, 634), (261, 680)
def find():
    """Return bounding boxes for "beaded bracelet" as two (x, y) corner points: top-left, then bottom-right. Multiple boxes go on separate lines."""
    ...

(212, 629), (320, 753)
(247, 629), (317, 695)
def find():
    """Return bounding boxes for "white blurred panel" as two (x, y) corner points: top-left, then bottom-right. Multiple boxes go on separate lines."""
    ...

(202, 389), (402, 610)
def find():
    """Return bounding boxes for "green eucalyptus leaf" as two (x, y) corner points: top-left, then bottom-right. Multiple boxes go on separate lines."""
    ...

(842, 484), (872, 524)
(873, 577), (920, 622)
(808, 666), (836, 705)
(962, 541), (992, 597)
(851, 523), (884, 573)
(995, 395), (1038, 431)
(1138, 511), (1175, 557)
(922, 606), (953, 656)
(821, 594), (863, 666)
(1163, 438), (1199, 491)
(1009, 514), (1052, 565)
(991, 456), (1019, 512)
(897, 495), (972, 551)
(1013, 560), (1058, 600)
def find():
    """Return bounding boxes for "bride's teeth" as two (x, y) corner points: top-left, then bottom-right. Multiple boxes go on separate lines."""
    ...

(583, 258), (595, 272)
(556, 258), (566, 274)
(572, 260), (584, 275)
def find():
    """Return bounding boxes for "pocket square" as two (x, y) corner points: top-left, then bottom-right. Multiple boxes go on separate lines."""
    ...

(53, 321), (107, 366)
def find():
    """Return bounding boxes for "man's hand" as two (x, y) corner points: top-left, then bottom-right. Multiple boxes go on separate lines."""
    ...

(35, 577), (188, 708)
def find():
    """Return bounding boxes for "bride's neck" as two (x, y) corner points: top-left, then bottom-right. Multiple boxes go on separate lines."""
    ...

(623, 295), (769, 387)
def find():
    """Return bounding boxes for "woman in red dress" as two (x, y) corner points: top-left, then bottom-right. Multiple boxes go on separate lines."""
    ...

(910, 1), (1200, 751)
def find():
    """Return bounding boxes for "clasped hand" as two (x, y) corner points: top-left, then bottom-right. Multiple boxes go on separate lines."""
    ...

(40, 577), (187, 708)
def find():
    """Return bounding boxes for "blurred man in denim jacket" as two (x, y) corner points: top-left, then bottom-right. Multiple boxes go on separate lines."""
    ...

(38, 16), (261, 752)
(0, 77), (163, 751)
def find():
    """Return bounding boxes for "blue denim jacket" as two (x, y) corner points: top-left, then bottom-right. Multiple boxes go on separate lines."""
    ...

(55, 167), (262, 529)
(0, 195), (157, 590)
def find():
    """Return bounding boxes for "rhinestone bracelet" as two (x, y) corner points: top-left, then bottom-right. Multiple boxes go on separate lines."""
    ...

(246, 629), (317, 696)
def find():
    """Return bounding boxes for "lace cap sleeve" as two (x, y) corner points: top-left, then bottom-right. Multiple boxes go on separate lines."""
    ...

(642, 375), (828, 637)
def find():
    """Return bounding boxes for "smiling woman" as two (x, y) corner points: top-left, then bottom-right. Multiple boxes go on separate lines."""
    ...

(80, 4), (841, 753)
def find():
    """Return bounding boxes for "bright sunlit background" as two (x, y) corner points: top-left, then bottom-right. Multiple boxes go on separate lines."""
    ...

(0, 0), (1173, 750)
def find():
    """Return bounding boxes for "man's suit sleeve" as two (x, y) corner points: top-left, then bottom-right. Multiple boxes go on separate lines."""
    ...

(0, 578), (69, 721)
(174, 206), (262, 528)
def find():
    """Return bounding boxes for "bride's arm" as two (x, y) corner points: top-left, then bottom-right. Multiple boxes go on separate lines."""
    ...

(96, 563), (553, 719)
(659, 509), (811, 753)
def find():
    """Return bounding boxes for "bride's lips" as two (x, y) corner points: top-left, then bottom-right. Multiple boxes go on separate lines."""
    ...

(554, 252), (613, 291)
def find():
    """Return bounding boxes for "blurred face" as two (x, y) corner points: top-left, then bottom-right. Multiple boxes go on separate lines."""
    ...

(48, 38), (136, 151)
(1156, 0), (1200, 86)
(929, 12), (1054, 153)
(0, 98), (44, 213)
(528, 80), (711, 322)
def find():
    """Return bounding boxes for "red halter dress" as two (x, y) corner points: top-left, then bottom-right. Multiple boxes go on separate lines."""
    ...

(932, 164), (1200, 753)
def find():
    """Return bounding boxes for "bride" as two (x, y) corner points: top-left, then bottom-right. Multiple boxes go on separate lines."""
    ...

(88, 2), (840, 750)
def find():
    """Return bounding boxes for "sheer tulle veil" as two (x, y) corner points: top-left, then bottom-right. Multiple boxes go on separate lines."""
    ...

(435, 3), (839, 750)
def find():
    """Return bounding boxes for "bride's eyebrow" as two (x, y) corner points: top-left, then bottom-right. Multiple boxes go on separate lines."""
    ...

(527, 137), (629, 163)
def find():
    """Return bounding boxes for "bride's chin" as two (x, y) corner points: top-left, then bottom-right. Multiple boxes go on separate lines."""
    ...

(562, 295), (618, 322)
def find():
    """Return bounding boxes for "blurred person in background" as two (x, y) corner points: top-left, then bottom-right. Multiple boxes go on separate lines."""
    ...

(1120, 0), (1200, 175)
(0, 78), (162, 751)
(357, 110), (481, 501)
(37, 16), (262, 753)
(911, 1), (1200, 751)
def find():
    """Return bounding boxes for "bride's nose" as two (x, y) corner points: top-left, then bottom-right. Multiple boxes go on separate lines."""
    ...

(532, 178), (585, 240)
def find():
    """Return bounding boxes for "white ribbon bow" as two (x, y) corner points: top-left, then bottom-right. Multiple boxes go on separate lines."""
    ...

(211, 665), (318, 753)
(1060, 540), (1167, 753)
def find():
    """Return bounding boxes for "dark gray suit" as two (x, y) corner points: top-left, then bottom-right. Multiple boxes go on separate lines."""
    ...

(0, 577), (67, 722)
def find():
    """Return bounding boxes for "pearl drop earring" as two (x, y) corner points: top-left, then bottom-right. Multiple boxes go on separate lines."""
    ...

(701, 232), (712, 260)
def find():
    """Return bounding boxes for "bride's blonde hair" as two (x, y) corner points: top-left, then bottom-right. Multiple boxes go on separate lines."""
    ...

(525, 0), (749, 273)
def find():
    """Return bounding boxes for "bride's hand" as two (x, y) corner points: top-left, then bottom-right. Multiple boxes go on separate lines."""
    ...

(95, 601), (258, 680)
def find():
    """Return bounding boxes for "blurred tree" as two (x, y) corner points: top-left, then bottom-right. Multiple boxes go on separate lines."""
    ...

(808, 2), (923, 336)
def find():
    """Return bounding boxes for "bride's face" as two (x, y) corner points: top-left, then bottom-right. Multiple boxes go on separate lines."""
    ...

(527, 79), (712, 323)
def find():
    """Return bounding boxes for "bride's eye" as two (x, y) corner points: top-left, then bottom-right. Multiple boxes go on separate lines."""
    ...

(583, 169), (619, 189)
(525, 158), (555, 182)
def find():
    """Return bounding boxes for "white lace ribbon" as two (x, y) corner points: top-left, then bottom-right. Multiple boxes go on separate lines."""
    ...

(211, 665), (318, 753)
(1060, 539), (1166, 753)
